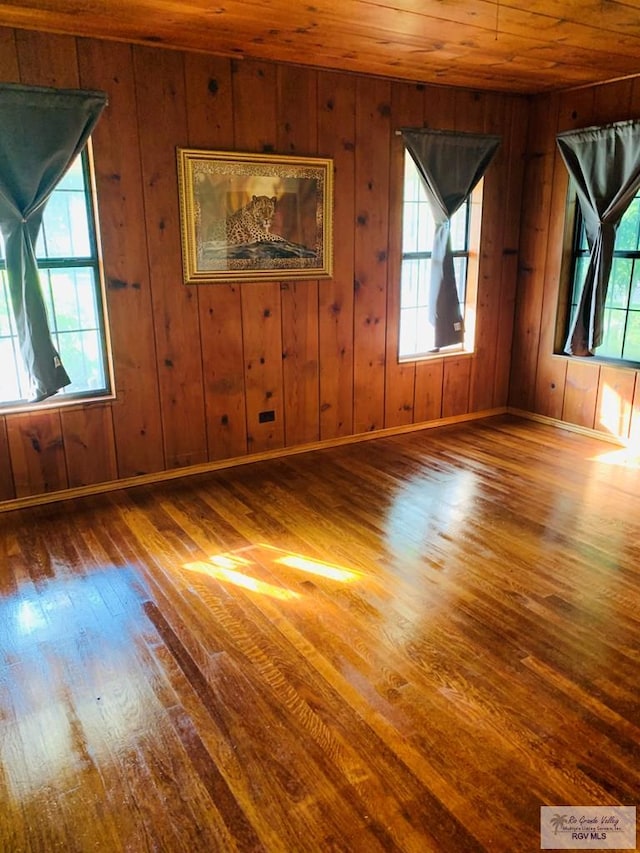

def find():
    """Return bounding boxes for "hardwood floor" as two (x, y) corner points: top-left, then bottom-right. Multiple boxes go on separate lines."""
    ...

(0, 414), (638, 852)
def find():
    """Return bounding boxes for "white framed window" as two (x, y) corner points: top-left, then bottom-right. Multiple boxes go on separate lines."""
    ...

(0, 147), (112, 410)
(567, 189), (640, 362)
(398, 152), (480, 360)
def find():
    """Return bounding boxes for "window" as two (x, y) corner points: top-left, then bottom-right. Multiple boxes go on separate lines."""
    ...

(0, 147), (111, 408)
(568, 190), (640, 362)
(398, 152), (473, 359)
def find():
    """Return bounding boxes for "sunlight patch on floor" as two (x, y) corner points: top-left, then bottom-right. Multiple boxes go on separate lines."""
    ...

(183, 559), (301, 601)
(590, 447), (640, 468)
(182, 545), (359, 600)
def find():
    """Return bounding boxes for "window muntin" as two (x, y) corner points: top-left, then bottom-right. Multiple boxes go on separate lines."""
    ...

(0, 149), (111, 408)
(569, 191), (640, 362)
(399, 153), (471, 359)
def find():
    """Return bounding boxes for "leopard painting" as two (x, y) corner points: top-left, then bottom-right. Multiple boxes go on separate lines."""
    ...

(220, 195), (286, 245)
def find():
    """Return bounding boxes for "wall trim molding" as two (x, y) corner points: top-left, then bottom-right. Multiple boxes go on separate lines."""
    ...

(1, 408), (508, 514)
(507, 407), (628, 446)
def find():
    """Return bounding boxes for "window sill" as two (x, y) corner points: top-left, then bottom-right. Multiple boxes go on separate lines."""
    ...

(552, 351), (640, 372)
(1, 389), (115, 417)
(398, 345), (474, 364)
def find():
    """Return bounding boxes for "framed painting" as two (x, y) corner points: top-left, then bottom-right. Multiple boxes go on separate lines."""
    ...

(177, 148), (333, 283)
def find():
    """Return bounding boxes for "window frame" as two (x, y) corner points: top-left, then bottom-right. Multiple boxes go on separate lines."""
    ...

(397, 149), (483, 363)
(0, 141), (115, 415)
(559, 184), (640, 368)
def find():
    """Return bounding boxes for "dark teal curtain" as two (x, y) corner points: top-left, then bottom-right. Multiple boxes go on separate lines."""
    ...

(557, 120), (640, 356)
(0, 83), (107, 402)
(401, 129), (501, 349)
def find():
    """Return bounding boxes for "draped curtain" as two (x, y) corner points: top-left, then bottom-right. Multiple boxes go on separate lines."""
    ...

(557, 119), (640, 356)
(401, 129), (501, 349)
(0, 83), (107, 402)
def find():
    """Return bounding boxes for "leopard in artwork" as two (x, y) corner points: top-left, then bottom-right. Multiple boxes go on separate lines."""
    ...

(222, 195), (286, 245)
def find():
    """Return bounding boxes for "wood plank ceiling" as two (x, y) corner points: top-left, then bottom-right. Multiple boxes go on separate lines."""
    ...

(1, 0), (640, 93)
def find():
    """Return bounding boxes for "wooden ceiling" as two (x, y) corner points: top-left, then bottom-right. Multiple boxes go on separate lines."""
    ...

(1, 0), (640, 94)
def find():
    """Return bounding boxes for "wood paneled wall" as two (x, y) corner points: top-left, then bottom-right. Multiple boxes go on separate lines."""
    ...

(0, 28), (527, 504)
(510, 76), (640, 443)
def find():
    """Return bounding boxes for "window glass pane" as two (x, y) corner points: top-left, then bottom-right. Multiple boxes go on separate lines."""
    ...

(56, 329), (106, 394)
(399, 307), (419, 356)
(399, 306), (435, 356)
(402, 156), (434, 254)
(615, 196), (640, 251)
(57, 156), (85, 192)
(400, 259), (420, 309)
(36, 187), (91, 259)
(628, 260), (640, 310)
(0, 339), (25, 402)
(453, 256), (467, 303)
(48, 269), (81, 332)
(578, 221), (588, 251)
(0, 270), (14, 337)
(595, 308), (626, 358)
(622, 311), (640, 361)
(450, 207), (467, 251)
(417, 258), (431, 307)
(572, 256), (590, 305)
(45, 268), (100, 334)
(403, 154), (423, 201)
(606, 258), (632, 308)
(403, 201), (435, 254)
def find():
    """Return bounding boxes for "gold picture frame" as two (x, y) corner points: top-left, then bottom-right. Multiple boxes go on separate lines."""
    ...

(177, 148), (333, 283)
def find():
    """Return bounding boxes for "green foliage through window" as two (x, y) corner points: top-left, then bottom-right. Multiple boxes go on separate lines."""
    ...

(569, 192), (640, 362)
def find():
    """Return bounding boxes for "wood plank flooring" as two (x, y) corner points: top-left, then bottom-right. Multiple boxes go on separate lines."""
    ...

(0, 414), (638, 852)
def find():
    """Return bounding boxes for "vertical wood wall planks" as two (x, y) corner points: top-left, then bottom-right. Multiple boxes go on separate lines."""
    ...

(442, 358), (472, 418)
(454, 89), (486, 133)
(14, 29), (79, 87)
(60, 406), (118, 488)
(533, 149), (569, 420)
(317, 71), (356, 440)
(383, 82), (421, 428)
(353, 77), (391, 433)
(231, 59), (277, 154)
(469, 91), (506, 412)
(78, 38), (165, 478)
(241, 284), (285, 451)
(423, 85), (455, 131)
(414, 360), (444, 423)
(134, 46), (208, 469)
(493, 95), (528, 407)
(593, 79), (633, 125)
(562, 360), (600, 429)
(231, 60), (285, 452)
(0, 418), (15, 502)
(277, 65), (320, 446)
(509, 93), (560, 411)
(184, 54), (248, 461)
(6, 412), (68, 497)
(595, 366), (635, 439)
